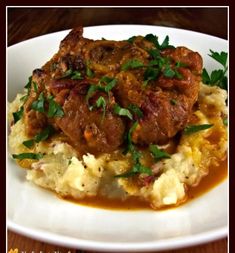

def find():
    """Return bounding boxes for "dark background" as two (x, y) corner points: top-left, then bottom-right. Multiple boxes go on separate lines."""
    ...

(8, 7), (227, 46)
(7, 7), (228, 253)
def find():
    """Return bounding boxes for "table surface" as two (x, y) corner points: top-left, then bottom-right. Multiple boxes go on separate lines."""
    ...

(7, 7), (228, 253)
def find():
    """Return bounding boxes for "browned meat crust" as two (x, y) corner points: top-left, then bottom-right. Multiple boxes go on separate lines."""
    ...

(23, 27), (202, 154)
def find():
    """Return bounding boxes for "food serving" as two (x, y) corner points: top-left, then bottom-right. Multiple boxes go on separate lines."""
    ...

(8, 27), (228, 210)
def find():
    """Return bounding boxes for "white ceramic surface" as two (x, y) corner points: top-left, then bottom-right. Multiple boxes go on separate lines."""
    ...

(7, 25), (228, 252)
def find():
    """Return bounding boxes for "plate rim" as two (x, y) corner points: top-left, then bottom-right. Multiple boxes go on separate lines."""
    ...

(8, 220), (227, 252)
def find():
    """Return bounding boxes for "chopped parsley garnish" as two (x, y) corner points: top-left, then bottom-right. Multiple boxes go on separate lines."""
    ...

(143, 67), (160, 86)
(22, 125), (55, 149)
(170, 99), (177, 105)
(33, 81), (38, 93)
(115, 121), (152, 178)
(20, 76), (33, 104)
(121, 59), (145, 71)
(20, 94), (29, 103)
(113, 104), (133, 120)
(95, 96), (106, 120)
(126, 36), (137, 43)
(12, 106), (24, 124)
(24, 76), (32, 90)
(60, 69), (73, 78)
(144, 34), (174, 50)
(86, 67), (94, 78)
(202, 50), (228, 90)
(47, 95), (64, 118)
(59, 69), (84, 80)
(71, 71), (83, 80)
(127, 104), (143, 118)
(223, 118), (228, 126)
(12, 153), (44, 160)
(99, 76), (117, 92)
(34, 125), (55, 143)
(86, 77), (117, 105)
(31, 92), (45, 113)
(149, 144), (171, 162)
(22, 139), (34, 148)
(183, 124), (213, 135)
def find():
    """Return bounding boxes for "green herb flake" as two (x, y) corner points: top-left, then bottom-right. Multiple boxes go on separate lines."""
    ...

(95, 96), (106, 120)
(202, 50), (228, 90)
(20, 94), (29, 103)
(126, 36), (137, 43)
(223, 118), (228, 126)
(86, 67), (94, 78)
(209, 50), (228, 68)
(170, 99), (177, 105)
(22, 139), (34, 148)
(163, 66), (175, 78)
(31, 92), (45, 113)
(145, 34), (174, 50)
(34, 125), (55, 143)
(13, 106), (24, 124)
(71, 71), (83, 80)
(24, 76), (32, 90)
(113, 104), (133, 120)
(175, 61), (188, 68)
(127, 104), (143, 118)
(33, 81), (38, 93)
(121, 59), (145, 71)
(149, 144), (171, 162)
(86, 85), (99, 104)
(183, 124), (213, 135)
(12, 153), (44, 160)
(143, 67), (159, 86)
(47, 96), (64, 118)
(60, 69), (73, 79)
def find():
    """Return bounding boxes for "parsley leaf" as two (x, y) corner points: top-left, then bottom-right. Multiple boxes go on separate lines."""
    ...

(149, 144), (171, 162)
(95, 96), (106, 120)
(209, 50), (228, 68)
(86, 77), (117, 105)
(24, 76), (32, 90)
(170, 99), (177, 105)
(12, 153), (44, 160)
(115, 121), (152, 178)
(71, 71), (83, 80)
(13, 106), (24, 124)
(34, 125), (55, 142)
(126, 36), (137, 43)
(113, 104), (133, 120)
(47, 96), (64, 118)
(22, 139), (34, 148)
(31, 92), (45, 113)
(183, 124), (213, 135)
(223, 118), (228, 126)
(121, 59), (145, 71)
(127, 104), (143, 118)
(145, 34), (174, 50)
(143, 67), (159, 86)
(202, 50), (228, 90)
(33, 81), (38, 93)
(22, 125), (55, 149)
(86, 67), (94, 78)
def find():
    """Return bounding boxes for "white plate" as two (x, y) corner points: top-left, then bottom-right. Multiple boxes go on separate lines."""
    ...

(7, 25), (228, 252)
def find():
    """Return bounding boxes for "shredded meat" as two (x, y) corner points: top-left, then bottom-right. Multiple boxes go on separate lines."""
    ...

(23, 27), (202, 154)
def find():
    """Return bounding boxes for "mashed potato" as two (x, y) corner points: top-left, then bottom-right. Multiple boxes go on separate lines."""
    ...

(8, 83), (227, 209)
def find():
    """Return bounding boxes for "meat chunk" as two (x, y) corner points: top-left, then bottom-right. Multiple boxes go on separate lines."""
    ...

(23, 27), (203, 154)
(54, 83), (125, 154)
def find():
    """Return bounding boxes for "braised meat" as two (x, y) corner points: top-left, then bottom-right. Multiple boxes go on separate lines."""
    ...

(23, 27), (202, 154)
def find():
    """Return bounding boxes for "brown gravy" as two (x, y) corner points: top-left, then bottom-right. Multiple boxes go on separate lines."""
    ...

(62, 158), (227, 211)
